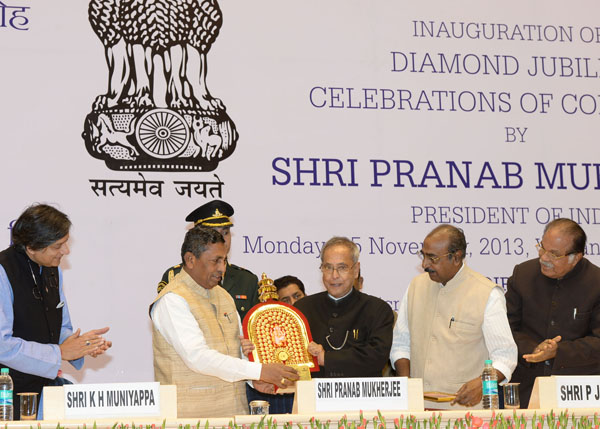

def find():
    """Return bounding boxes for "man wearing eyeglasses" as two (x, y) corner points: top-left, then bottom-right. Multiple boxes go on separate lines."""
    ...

(506, 218), (600, 408)
(390, 224), (517, 409)
(294, 237), (394, 378)
(0, 204), (112, 419)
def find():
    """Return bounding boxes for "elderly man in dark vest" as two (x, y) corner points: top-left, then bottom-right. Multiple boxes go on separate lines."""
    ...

(0, 204), (111, 419)
(506, 218), (600, 408)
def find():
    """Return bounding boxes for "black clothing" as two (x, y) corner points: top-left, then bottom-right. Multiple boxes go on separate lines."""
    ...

(506, 257), (600, 407)
(295, 289), (394, 378)
(0, 246), (62, 418)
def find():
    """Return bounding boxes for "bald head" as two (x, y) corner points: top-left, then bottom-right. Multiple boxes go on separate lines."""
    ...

(426, 224), (467, 261)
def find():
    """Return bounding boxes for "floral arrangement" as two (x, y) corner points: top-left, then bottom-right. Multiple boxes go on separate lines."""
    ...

(37, 410), (600, 429)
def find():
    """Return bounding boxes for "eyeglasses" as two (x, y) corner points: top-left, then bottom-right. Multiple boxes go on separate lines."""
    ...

(418, 250), (454, 263)
(320, 263), (356, 276)
(535, 243), (573, 260)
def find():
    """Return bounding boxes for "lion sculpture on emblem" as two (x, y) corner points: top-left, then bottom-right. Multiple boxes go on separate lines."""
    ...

(82, 0), (237, 172)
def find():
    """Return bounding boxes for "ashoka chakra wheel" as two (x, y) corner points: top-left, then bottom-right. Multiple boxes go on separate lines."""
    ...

(135, 109), (190, 159)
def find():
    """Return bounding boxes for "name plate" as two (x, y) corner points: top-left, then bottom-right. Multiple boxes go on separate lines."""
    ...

(314, 377), (407, 412)
(556, 376), (600, 408)
(63, 382), (161, 418)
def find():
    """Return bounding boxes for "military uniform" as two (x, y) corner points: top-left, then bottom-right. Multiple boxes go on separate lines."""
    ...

(158, 262), (259, 320)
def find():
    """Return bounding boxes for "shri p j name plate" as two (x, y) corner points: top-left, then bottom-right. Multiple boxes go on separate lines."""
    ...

(556, 376), (600, 408)
(315, 377), (408, 412)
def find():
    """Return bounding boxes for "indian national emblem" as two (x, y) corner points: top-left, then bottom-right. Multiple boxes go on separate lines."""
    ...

(82, 0), (237, 172)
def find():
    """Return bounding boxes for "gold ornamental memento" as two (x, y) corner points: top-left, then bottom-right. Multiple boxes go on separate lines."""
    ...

(243, 273), (318, 379)
(257, 273), (278, 302)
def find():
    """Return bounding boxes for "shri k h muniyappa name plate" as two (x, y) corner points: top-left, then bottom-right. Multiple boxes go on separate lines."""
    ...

(242, 274), (318, 380)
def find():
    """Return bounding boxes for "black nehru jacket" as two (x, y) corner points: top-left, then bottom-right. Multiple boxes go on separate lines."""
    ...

(0, 246), (62, 418)
(295, 288), (394, 378)
(506, 257), (600, 408)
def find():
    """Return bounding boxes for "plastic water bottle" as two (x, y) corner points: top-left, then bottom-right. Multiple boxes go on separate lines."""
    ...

(0, 368), (13, 421)
(481, 359), (499, 409)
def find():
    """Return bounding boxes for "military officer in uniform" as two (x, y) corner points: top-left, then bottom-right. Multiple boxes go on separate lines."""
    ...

(157, 200), (259, 321)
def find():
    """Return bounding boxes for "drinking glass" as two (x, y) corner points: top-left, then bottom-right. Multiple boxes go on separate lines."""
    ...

(503, 383), (520, 409)
(18, 392), (38, 420)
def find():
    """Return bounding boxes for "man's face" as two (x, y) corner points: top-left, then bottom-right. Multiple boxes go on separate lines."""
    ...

(538, 227), (582, 279)
(278, 283), (305, 305)
(421, 232), (462, 285)
(321, 244), (359, 299)
(26, 234), (70, 267)
(214, 227), (231, 254)
(184, 242), (227, 289)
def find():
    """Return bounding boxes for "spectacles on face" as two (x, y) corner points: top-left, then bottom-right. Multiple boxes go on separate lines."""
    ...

(418, 250), (454, 264)
(535, 242), (573, 260)
(320, 262), (356, 276)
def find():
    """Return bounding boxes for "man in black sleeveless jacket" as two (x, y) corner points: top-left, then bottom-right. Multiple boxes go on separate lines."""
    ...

(0, 204), (111, 419)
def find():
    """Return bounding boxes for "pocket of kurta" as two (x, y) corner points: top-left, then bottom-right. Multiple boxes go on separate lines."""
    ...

(450, 319), (480, 344)
(188, 386), (217, 395)
(574, 310), (591, 321)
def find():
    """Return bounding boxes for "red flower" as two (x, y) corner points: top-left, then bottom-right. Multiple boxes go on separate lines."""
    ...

(471, 416), (483, 428)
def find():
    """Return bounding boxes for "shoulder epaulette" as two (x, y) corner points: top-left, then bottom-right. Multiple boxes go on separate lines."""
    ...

(157, 264), (183, 294)
(229, 263), (254, 275)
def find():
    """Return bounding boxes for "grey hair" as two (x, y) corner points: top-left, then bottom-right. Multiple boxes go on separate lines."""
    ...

(12, 204), (71, 251)
(320, 236), (360, 263)
(544, 218), (586, 254)
(181, 226), (224, 262)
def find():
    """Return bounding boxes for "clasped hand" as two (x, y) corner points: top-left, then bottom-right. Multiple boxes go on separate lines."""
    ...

(523, 335), (561, 363)
(59, 327), (112, 361)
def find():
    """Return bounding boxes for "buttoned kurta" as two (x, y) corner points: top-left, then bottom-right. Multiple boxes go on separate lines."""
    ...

(294, 289), (394, 378)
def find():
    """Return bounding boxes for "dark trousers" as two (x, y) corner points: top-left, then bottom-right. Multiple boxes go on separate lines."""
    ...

(245, 384), (294, 414)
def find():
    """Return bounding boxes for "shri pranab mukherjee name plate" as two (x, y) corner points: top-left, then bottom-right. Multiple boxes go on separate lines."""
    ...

(556, 376), (600, 408)
(63, 382), (161, 419)
(315, 377), (408, 412)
